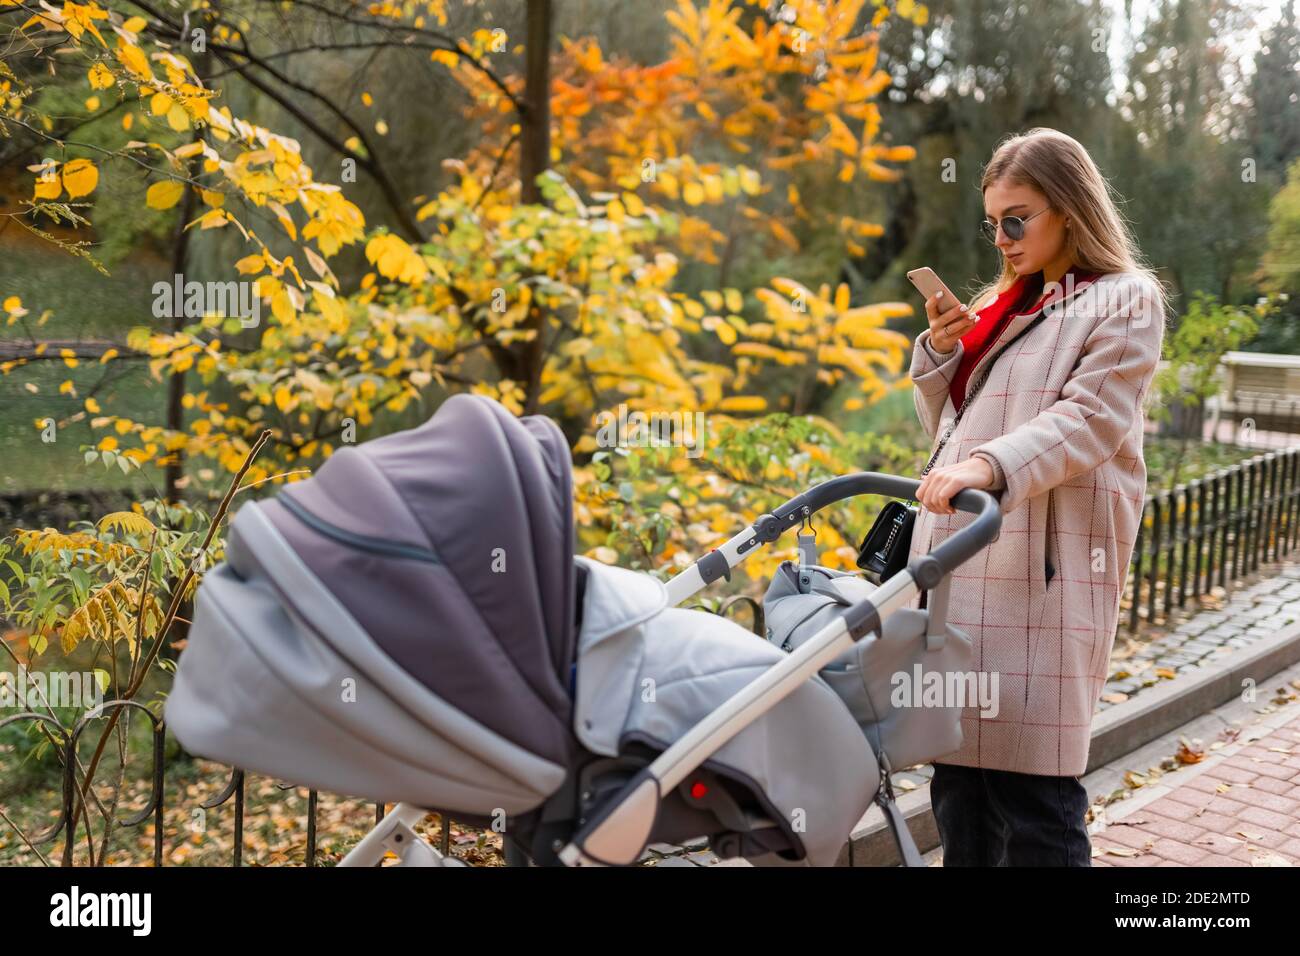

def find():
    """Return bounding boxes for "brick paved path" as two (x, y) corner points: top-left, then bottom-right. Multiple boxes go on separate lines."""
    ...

(1091, 706), (1300, 866)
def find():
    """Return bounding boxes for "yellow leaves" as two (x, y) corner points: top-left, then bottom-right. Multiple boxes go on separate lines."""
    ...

(61, 157), (98, 198)
(862, 160), (903, 182)
(702, 315), (737, 345)
(146, 180), (184, 210)
(840, 215), (885, 239)
(732, 342), (806, 366)
(84, 397), (100, 414)
(29, 157), (97, 200)
(100, 512), (154, 535)
(115, 36), (153, 81)
(61, 2), (108, 46)
(269, 200), (297, 240)
(60, 579), (160, 656)
(32, 158), (62, 200)
(716, 395), (767, 413)
(755, 286), (810, 331)
(87, 61), (113, 89)
(302, 191), (366, 257)
(235, 253), (267, 275)
(191, 208), (233, 232)
(682, 181), (705, 206)
(768, 219), (799, 250)
(273, 385), (294, 413)
(877, 145), (917, 162)
(365, 234), (428, 284)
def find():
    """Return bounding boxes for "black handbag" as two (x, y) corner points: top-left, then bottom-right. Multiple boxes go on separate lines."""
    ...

(856, 309), (1054, 582)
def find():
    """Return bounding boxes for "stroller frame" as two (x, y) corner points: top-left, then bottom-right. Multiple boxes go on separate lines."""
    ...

(338, 472), (1000, 868)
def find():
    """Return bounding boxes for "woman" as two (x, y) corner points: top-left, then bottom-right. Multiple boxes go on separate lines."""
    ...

(907, 128), (1168, 866)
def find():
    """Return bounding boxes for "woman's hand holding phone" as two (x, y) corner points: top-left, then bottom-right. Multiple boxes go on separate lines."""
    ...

(925, 290), (977, 353)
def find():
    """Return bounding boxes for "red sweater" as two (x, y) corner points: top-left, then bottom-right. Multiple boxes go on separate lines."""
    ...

(948, 268), (1100, 409)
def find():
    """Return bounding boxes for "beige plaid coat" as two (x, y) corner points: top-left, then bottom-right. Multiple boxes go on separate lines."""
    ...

(907, 271), (1166, 777)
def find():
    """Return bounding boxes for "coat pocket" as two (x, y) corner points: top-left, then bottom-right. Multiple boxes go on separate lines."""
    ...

(1043, 489), (1057, 589)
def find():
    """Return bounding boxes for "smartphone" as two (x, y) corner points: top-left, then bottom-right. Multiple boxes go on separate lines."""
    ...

(906, 267), (960, 307)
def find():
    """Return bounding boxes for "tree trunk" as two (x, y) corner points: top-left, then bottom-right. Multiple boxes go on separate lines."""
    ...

(518, 0), (552, 414)
(519, 0), (552, 207)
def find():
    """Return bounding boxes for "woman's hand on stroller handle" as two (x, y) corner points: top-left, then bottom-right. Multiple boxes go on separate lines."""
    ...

(663, 472), (1002, 606)
(914, 458), (997, 515)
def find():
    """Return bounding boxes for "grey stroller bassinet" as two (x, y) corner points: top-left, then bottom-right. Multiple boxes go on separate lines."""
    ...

(164, 394), (1000, 867)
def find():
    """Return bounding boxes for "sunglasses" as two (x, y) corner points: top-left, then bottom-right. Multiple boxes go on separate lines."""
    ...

(981, 207), (1049, 243)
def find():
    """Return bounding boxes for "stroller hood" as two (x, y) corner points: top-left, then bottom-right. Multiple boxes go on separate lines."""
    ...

(165, 394), (578, 816)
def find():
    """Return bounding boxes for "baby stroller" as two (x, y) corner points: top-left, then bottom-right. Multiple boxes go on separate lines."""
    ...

(164, 394), (1000, 867)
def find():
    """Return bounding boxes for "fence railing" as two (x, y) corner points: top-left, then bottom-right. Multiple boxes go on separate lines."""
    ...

(0, 701), (456, 867)
(1126, 447), (1300, 633)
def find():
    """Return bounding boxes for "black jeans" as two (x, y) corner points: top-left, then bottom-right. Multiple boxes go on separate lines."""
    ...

(930, 761), (1092, 866)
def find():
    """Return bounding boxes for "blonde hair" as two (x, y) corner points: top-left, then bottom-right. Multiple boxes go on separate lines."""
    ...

(971, 128), (1168, 319)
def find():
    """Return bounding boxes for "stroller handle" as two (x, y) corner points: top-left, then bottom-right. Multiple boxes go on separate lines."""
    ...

(776, 473), (1000, 589)
(663, 472), (1001, 606)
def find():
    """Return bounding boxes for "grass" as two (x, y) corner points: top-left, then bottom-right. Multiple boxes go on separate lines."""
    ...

(1143, 437), (1277, 492)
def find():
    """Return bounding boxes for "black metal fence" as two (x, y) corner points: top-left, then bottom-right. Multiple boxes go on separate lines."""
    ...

(0, 702), (415, 867)
(1126, 446), (1300, 632)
